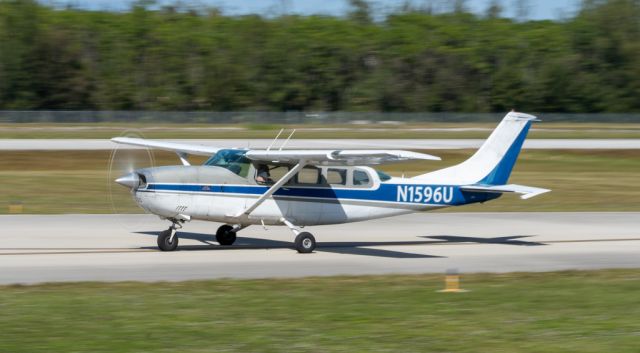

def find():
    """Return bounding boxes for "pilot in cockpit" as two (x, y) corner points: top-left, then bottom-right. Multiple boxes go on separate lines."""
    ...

(255, 165), (273, 184)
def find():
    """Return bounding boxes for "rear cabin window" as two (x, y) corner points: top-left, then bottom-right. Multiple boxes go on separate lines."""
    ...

(295, 167), (321, 185)
(326, 168), (347, 186)
(353, 170), (371, 186)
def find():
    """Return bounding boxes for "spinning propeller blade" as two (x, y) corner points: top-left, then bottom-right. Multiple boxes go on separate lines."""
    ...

(107, 130), (156, 229)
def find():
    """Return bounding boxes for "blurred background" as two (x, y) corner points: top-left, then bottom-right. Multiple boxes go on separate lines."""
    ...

(0, 0), (639, 114)
(0, 0), (638, 214)
(1, 3), (640, 353)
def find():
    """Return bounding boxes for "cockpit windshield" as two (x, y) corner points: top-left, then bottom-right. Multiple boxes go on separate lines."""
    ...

(203, 149), (250, 177)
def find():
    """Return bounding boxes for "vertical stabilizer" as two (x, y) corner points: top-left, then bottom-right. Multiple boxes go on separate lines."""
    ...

(413, 112), (537, 185)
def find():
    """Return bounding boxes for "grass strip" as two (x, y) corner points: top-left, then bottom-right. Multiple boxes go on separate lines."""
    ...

(0, 270), (638, 353)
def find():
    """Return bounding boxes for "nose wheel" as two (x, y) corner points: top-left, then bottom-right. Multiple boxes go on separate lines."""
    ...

(157, 219), (184, 251)
(157, 228), (179, 251)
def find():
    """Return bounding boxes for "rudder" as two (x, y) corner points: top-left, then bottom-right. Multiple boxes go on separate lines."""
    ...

(413, 111), (537, 186)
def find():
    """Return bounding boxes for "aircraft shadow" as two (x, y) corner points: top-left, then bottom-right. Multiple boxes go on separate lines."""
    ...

(422, 235), (546, 246)
(136, 231), (442, 259)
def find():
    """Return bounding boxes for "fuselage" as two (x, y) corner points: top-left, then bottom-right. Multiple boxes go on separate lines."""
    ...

(119, 113), (542, 228)
(131, 164), (497, 227)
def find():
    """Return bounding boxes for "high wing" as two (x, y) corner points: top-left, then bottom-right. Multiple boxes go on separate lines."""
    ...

(245, 149), (440, 166)
(460, 184), (551, 199)
(111, 137), (221, 157)
(111, 138), (439, 165)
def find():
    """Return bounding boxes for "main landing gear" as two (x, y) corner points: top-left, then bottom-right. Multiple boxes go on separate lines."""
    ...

(294, 232), (316, 254)
(216, 224), (237, 246)
(282, 218), (316, 254)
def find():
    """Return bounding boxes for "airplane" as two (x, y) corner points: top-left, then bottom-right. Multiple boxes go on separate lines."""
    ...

(112, 111), (549, 253)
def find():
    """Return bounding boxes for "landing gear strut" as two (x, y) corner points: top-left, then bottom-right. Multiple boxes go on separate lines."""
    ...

(281, 218), (316, 253)
(157, 219), (183, 251)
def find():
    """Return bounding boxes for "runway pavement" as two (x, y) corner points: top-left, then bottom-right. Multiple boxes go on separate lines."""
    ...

(1, 138), (640, 150)
(1, 212), (638, 284)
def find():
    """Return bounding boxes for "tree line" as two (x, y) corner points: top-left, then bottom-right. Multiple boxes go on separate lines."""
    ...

(0, 0), (639, 113)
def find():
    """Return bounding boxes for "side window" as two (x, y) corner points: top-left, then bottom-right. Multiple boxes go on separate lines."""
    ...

(353, 170), (371, 187)
(295, 167), (321, 185)
(255, 164), (289, 185)
(326, 168), (346, 186)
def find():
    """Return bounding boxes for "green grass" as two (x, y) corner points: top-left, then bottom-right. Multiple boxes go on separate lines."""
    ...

(0, 149), (638, 213)
(0, 270), (639, 353)
(1, 122), (640, 139)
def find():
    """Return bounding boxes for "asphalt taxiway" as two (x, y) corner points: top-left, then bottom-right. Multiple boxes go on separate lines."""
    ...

(1, 212), (638, 284)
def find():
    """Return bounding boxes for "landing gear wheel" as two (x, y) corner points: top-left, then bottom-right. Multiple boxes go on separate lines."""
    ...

(294, 232), (316, 254)
(157, 229), (178, 251)
(216, 225), (237, 246)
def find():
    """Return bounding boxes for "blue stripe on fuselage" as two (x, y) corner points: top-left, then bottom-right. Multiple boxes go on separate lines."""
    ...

(146, 183), (497, 206)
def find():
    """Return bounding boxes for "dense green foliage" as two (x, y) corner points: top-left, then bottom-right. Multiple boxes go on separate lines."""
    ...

(0, 0), (639, 112)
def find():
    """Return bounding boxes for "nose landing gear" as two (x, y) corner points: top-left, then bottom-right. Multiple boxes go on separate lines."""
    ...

(157, 219), (183, 251)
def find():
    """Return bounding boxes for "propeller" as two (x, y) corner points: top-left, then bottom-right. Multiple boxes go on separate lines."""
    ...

(107, 130), (156, 229)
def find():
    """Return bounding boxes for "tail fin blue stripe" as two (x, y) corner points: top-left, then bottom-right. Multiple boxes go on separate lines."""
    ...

(478, 121), (531, 185)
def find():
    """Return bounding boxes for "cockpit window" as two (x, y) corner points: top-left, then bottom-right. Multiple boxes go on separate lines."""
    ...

(376, 170), (392, 182)
(203, 149), (250, 177)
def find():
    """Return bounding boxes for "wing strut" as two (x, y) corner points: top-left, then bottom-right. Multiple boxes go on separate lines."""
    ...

(237, 161), (306, 217)
(177, 152), (190, 166)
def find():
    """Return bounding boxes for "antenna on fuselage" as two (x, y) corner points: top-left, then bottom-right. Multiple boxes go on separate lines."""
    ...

(278, 129), (296, 151)
(266, 128), (284, 152)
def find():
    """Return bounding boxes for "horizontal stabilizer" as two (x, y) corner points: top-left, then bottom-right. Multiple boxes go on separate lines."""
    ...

(460, 184), (550, 200)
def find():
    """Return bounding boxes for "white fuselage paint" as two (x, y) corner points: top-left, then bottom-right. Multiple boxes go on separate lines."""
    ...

(135, 186), (426, 226)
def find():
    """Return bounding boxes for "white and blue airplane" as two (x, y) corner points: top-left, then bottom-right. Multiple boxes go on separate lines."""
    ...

(112, 111), (549, 253)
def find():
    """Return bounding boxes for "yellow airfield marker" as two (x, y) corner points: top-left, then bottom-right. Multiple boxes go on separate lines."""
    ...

(438, 269), (468, 293)
(8, 201), (23, 214)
